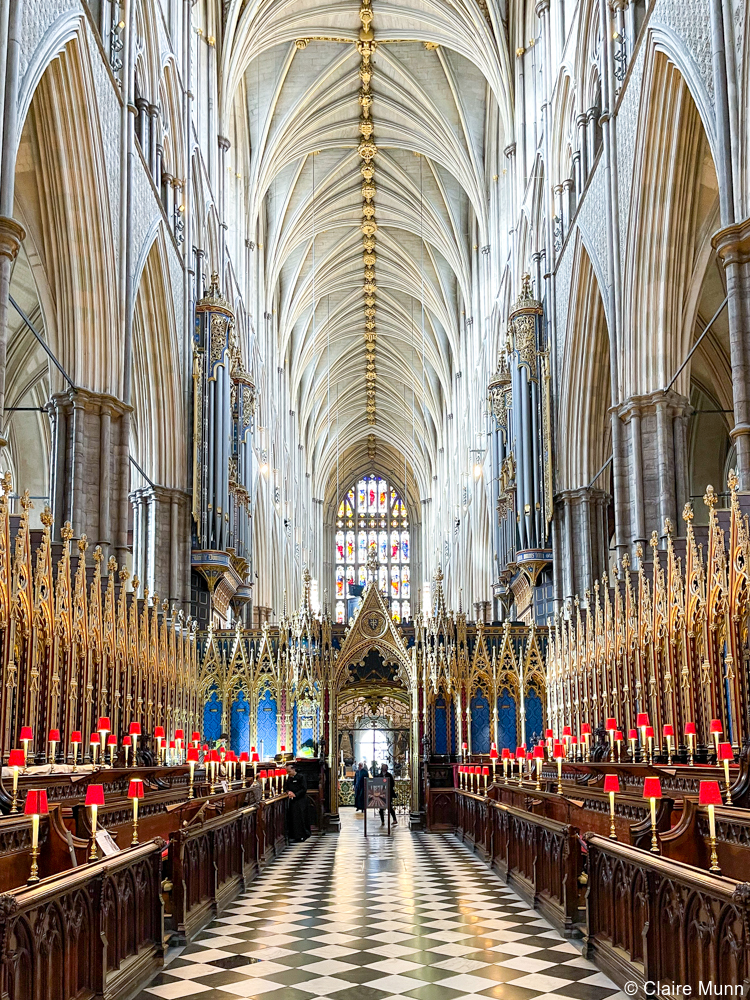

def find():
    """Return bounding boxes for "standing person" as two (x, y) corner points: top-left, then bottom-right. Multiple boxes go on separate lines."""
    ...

(354, 762), (366, 813)
(284, 762), (311, 841)
(378, 763), (398, 826)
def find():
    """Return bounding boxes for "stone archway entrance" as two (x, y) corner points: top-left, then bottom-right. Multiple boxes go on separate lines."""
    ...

(329, 578), (419, 826)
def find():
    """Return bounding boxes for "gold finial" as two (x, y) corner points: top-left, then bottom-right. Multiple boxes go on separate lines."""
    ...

(1, 471), (12, 495)
(61, 522), (74, 542)
(19, 490), (32, 513)
(622, 552), (630, 571)
(635, 542), (644, 561)
(682, 502), (694, 524)
(120, 566), (131, 583)
(727, 468), (739, 493)
(704, 484), (717, 509)
(40, 506), (53, 529)
(78, 535), (88, 554)
(93, 545), (103, 565)
(650, 530), (659, 549)
(664, 517), (673, 537)
(108, 556), (118, 574)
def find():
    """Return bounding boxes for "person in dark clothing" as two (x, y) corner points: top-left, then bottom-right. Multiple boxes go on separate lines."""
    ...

(378, 763), (398, 826)
(354, 762), (366, 813)
(284, 763), (311, 841)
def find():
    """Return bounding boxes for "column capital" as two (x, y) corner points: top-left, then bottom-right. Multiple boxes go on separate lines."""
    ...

(712, 216), (750, 267)
(535, 0), (550, 15)
(0, 217), (26, 262)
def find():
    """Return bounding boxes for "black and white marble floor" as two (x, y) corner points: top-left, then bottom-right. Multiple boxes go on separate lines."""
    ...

(135, 811), (625, 1000)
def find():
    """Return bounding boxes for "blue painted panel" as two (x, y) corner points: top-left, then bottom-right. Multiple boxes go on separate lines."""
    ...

(230, 691), (250, 756)
(435, 696), (448, 755)
(470, 689), (491, 754)
(525, 685), (544, 746)
(257, 689), (278, 757)
(203, 689), (222, 744)
(497, 688), (517, 751)
(450, 701), (456, 754)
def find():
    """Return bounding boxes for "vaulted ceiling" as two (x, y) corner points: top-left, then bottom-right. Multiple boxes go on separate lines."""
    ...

(222, 0), (512, 500)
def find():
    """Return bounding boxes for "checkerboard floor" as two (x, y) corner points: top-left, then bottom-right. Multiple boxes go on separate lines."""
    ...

(136, 810), (625, 1000)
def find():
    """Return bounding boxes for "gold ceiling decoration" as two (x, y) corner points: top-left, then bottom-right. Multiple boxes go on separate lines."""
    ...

(358, 0), (378, 425)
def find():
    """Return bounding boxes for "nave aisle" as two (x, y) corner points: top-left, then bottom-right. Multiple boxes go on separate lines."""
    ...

(137, 813), (624, 1000)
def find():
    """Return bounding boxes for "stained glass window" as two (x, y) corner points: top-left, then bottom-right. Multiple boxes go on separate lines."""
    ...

(334, 474), (410, 623)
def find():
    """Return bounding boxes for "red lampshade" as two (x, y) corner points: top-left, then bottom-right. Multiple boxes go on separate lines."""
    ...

(489, 747), (499, 759)
(643, 777), (662, 800)
(717, 742), (734, 762)
(553, 743), (565, 759)
(663, 725), (674, 738)
(19, 726), (33, 741)
(474, 766), (481, 774)
(97, 717), (111, 732)
(572, 737), (578, 745)
(259, 769), (267, 778)
(605, 718), (617, 732)
(187, 748), (199, 762)
(122, 736), (131, 747)
(533, 746), (545, 759)
(462, 742), (468, 749)
(251, 751), (260, 763)
(516, 747), (526, 759)
(545, 729), (554, 738)
(191, 732), (201, 743)
(280, 745), (286, 752)
(106, 735), (117, 746)
(169, 740), (176, 749)
(154, 726), (165, 739)
(562, 726), (572, 737)
(709, 719), (723, 734)
(90, 733), (99, 745)
(501, 748), (511, 759)
(24, 789), (49, 815)
(48, 729), (61, 742)
(685, 721), (697, 736)
(637, 713), (650, 728)
(481, 766), (490, 776)
(202, 744), (209, 752)
(85, 784), (105, 807)
(128, 722), (142, 737)
(128, 779), (144, 799)
(581, 723), (591, 735)
(8, 749), (25, 768)
(175, 729), (185, 740)
(615, 731), (624, 742)
(699, 780), (723, 806)
(239, 752), (250, 763)
(227, 751), (237, 762)
(628, 729), (638, 740)
(603, 775), (620, 794)
(70, 731), (82, 744)
(645, 726), (654, 738)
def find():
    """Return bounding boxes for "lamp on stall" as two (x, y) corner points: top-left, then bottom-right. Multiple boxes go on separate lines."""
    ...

(515, 747), (526, 784)
(122, 735), (132, 766)
(85, 784), (105, 861)
(24, 789), (49, 885)
(154, 726), (165, 764)
(186, 747), (199, 797)
(473, 765), (481, 793)
(70, 731), (82, 772)
(47, 729), (60, 766)
(709, 719), (723, 758)
(646, 725), (656, 765)
(174, 729), (185, 762)
(8, 749), (25, 812)
(19, 726), (33, 767)
(501, 748), (511, 781)
(533, 744), (545, 790)
(699, 780), (723, 873)
(259, 769), (268, 796)
(717, 743), (734, 804)
(545, 729), (554, 757)
(106, 734), (118, 767)
(239, 751), (250, 786)
(250, 746), (260, 779)
(685, 721), (697, 766)
(643, 776), (662, 854)
(615, 731), (624, 763)
(168, 740), (176, 766)
(605, 718), (617, 759)
(562, 726), (572, 759)
(603, 775), (620, 840)
(571, 736), (579, 763)
(663, 724), (674, 765)
(209, 750), (219, 792)
(581, 723), (592, 762)
(628, 729), (638, 761)
(128, 778), (144, 845)
(460, 765), (466, 790)
(226, 751), (236, 782)
(90, 732), (100, 766)
(461, 741), (468, 762)
(489, 744), (499, 782)
(637, 713), (650, 761)
(128, 722), (141, 766)
(191, 731), (201, 748)
(481, 765), (490, 794)
(97, 717), (111, 766)
(553, 742), (565, 794)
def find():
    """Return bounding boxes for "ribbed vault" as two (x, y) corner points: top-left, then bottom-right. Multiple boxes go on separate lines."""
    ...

(222, 0), (511, 499)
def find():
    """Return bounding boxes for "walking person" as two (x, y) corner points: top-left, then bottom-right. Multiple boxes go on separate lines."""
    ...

(378, 762), (398, 826)
(354, 761), (366, 813)
(285, 762), (312, 841)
